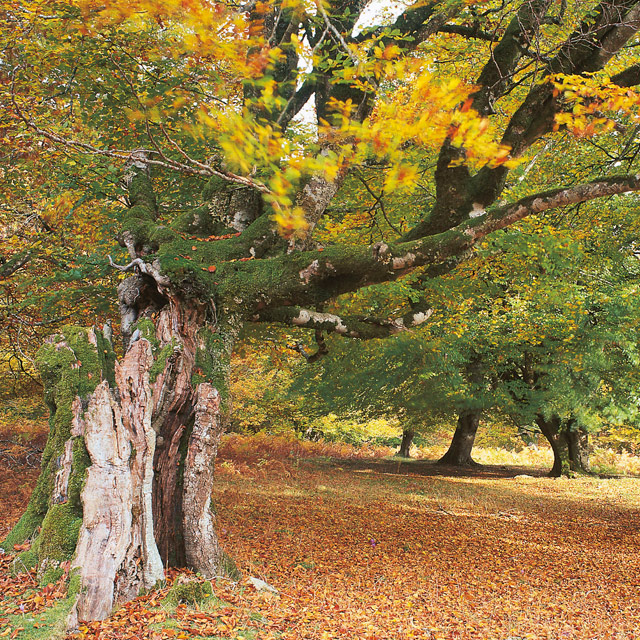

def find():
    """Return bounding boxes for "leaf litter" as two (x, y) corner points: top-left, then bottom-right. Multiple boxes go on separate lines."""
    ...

(1, 438), (639, 640)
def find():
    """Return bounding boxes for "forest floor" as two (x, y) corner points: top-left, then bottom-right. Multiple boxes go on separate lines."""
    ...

(1, 433), (640, 640)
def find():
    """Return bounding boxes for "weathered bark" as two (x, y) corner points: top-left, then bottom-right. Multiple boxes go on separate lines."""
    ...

(437, 409), (481, 466)
(182, 383), (227, 576)
(3, 297), (238, 622)
(397, 429), (414, 458)
(72, 366), (163, 621)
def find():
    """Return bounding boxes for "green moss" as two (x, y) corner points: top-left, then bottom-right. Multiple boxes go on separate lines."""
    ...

(192, 325), (236, 411)
(219, 551), (241, 581)
(40, 565), (65, 586)
(128, 170), (157, 213)
(94, 330), (116, 389)
(201, 175), (228, 200)
(2, 474), (48, 548)
(149, 339), (180, 383)
(174, 204), (223, 236)
(157, 212), (285, 304)
(126, 204), (156, 221)
(4, 326), (111, 553)
(38, 503), (82, 562)
(151, 225), (180, 245)
(36, 326), (105, 404)
(132, 318), (182, 383)
(162, 579), (213, 606)
(121, 218), (157, 246)
(134, 318), (159, 346)
(67, 570), (81, 599)
(67, 439), (91, 510)
(11, 549), (38, 575)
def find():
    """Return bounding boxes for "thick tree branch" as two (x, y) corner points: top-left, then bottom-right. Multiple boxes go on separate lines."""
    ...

(464, 0), (640, 215)
(0, 251), (32, 278)
(474, 173), (640, 237)
(611, 63), (640, 87)
(276, 77), (317, 128)
(409, 0), (555, 239)
(357, 1), (465, 49)
(407, 0), (640, 244)
(218, 173), (640, 314)
(255, 304), (433, 339)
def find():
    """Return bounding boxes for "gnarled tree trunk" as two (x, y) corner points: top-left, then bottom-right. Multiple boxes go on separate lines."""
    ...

(3, 294), (238, 622)
(437, 409), (481, 466)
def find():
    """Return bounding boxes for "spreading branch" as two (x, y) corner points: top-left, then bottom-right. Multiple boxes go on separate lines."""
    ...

(108, 255), (171, 288)
(220, 173), (640, 315)
(256, 305), (433, 339)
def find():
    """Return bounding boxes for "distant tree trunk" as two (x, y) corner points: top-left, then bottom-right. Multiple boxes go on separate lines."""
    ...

(536, 415), (590, 476)
(566, 424), (590, 473)
(397, 429), (414, 457)
(437, 409), (481, 466)
(535, 414), (566, 477)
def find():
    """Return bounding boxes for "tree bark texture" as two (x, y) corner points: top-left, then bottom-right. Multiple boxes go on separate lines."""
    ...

(2, 296), (237, 622)
(437, 409), (481, 466)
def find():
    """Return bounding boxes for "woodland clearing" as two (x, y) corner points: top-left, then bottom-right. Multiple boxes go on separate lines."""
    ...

(1, 428), (639, 640)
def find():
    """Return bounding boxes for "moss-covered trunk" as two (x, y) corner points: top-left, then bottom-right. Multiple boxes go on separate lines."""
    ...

(2, 293), (237, 622)
(437, 409), (481, 466)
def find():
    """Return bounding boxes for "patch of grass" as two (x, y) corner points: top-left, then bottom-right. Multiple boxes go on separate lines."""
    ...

(1, 573), (80, 640)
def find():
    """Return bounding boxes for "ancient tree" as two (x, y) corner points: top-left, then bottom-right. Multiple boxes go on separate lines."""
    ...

(3, 0), (640, 622)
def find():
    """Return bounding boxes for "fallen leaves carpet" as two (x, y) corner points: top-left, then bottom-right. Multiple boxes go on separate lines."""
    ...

(2, 447), (640, 639)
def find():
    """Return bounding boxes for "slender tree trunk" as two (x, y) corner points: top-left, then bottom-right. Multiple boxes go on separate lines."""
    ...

(437, 409), (481, 466)
(2, 292), (238, 622)
(535, 414), (566, 477)
(397, 429), (414, 458)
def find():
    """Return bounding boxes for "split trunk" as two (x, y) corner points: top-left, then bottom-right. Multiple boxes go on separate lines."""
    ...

(3, 290), (237, 622)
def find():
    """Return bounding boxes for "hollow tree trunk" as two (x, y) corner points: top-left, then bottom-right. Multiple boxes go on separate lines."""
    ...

(397, 429), (414, 458)
(437, 409), (481, 466)
(2, 293), (237, 622)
